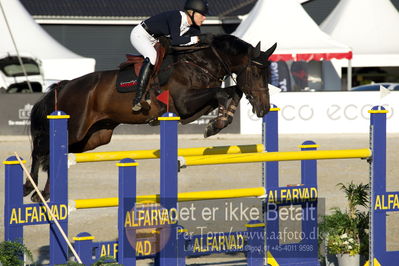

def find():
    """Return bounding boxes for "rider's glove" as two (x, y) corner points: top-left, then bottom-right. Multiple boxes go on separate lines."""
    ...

(197, 33), (213, 44)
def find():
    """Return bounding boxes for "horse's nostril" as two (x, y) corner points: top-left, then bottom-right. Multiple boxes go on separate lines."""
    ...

(257, 109), (265, 118)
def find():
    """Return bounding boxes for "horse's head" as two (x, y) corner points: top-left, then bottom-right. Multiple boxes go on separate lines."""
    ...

(235, 41), (277, 118)
(211, 35), (277, 117)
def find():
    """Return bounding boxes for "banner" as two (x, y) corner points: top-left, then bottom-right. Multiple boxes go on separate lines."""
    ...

(240, 91), (399, 134)
(0, 94), (240, 135)
(269, 61), (292, 92)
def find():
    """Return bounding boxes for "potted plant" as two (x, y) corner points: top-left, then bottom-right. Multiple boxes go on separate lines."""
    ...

(0, 240), (33, 266)
(319, 182), (369, 266)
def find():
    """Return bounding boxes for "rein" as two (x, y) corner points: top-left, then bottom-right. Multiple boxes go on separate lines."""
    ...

(168, 45), (225, 81)
(178, 46), (245, 84)
(170, 44), (244, 83)
(167, 45), (227, 82)
(211, 46), (234, 79)
(166, 44), (265, 102)
(210, 46), (257, 102)
(171, 45), (210, 52)
(180, 60), (223, 82)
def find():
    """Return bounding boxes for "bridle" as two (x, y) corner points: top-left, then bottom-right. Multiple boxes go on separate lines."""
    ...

(174, 44), (267, 102)
(210, 46), (267, 103)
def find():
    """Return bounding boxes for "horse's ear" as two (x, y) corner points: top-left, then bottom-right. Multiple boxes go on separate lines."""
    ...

(264, 42), (277, 60)
(252, 41), (261, 58)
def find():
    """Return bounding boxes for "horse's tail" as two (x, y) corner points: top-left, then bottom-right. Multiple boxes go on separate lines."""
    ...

(30, 81), (69, 140)
(30, 80), (69, 171)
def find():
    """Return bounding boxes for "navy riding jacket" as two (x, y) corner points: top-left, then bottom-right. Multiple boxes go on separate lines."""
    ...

(143, 10), (201, 46)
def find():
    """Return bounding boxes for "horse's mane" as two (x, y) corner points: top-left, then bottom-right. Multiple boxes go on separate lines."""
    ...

(212, 35), (252, 56)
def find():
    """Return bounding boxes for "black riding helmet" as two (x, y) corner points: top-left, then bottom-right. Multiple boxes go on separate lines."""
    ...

(184, 0), (209, 15)
(184, 0), (209, 27)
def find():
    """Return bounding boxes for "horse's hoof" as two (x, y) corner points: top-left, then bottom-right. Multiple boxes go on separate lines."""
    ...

(204, 124), (221, 138)
(23, 185), (33, 197)
(31, 191), (50, 202)
(204, 125), (212, 138)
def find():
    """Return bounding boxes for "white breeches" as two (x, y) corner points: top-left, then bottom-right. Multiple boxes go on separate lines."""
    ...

(130, 24), (158, 65)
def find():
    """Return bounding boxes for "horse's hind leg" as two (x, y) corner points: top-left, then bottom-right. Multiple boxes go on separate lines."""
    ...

(25, 134), (50, 202)
(80, 128), (114, 151)
(24, 151), (40, 196)
(31, 126), (116, 202)
(30, 155), (50, 202)
(70, 120), (117, 153)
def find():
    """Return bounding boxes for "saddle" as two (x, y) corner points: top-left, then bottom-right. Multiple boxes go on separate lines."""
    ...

(116, 42), (167, 93)
(120, 42), (167, 74)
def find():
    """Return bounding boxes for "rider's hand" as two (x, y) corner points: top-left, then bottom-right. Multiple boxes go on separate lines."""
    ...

(197, 33), (213, 44)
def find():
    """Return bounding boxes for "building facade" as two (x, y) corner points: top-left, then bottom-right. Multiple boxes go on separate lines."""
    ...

(21, 0), (399, 71)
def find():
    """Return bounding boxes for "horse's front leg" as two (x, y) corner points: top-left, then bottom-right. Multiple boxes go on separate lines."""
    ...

(204, 86), (242, 138)
(225, 86), (243, 125)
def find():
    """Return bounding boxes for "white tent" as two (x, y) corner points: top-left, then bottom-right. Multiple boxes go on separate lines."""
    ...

(0, 0), (95, 82)
(233, 0), (352, 61)
(232, 0), (354, 135)
(320, 0), (399, 67)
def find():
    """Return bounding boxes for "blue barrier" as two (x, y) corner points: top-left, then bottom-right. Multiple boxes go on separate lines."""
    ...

(3, 107), (389, 265)
(4, 112), (69, 265)
(263, 108), (319, 265)
(4, 112), (264, 265)
(369, 106), (398, 265)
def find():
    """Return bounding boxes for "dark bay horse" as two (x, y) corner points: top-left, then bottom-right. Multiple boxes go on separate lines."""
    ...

(26, 34), (277, 201)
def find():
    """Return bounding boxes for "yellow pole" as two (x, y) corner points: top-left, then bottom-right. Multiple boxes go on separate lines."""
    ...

(180, 149), (371, 166)
(73, 187), (265, 209)
(69, 144), (264, 164)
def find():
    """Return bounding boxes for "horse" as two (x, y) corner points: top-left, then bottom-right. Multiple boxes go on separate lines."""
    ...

(26, 34), (277, 202)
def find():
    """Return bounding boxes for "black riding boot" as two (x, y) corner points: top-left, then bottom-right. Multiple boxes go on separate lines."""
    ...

(132, 57), (153, 111)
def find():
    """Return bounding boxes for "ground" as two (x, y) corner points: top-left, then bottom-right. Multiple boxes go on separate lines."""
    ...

(1, 132), (398, 265)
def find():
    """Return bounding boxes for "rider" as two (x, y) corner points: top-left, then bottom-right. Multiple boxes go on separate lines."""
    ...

(130, 0), (211, 111)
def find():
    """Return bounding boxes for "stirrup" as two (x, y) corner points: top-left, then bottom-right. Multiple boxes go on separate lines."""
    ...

(132, 102), (142, 111)
(132, 99), (151, 112)
(132, 91), (144, 111)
